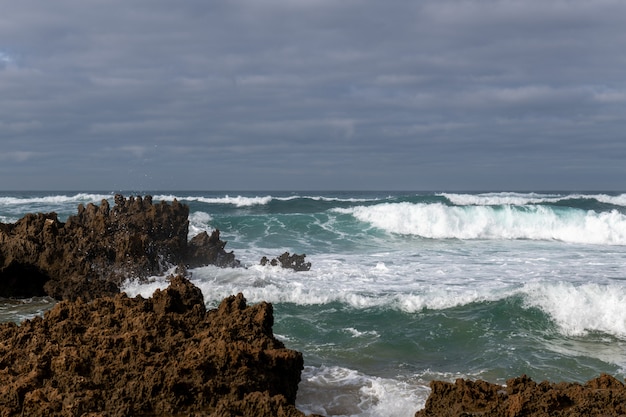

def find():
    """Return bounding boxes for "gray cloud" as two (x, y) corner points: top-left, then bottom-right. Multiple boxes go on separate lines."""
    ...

(1, 0), (626, 190)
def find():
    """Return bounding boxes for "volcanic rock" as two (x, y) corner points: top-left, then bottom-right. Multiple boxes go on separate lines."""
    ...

(0, 275), (311, 417)
(0, 195), (240, 300)
(415, 374), (626, 417)
(260, 252), (311, 271)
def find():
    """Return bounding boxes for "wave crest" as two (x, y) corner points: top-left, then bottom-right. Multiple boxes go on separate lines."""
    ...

(336, 202), (626, 245)
(523, 282), (626, 339)
(154, 194), (274, 207)
(0, 193), (112, 206)
(441, 192), (626, 207)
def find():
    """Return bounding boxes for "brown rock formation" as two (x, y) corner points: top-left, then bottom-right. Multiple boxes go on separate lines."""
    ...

(415, 374), (626, 417)
(0, 195), (240, 300)
(0, 275), (311, 417)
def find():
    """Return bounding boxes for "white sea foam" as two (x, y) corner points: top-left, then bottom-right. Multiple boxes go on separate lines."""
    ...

(121, 274), (173, 299)
(153, 194), (274, 207)
(120, 252), (517, 314)
(121, 237), (626, 319)
(188, 211), (213, 236)
(336, 202), (626, 245)
(297, 365), (429, 417)
(0, 193), (112, 206)
(343, 327), (380, 338)
(302, 195), (385, 203)
(153, 193), (383, 206)
(394, 290), (493, 312)
(441, 192), (626, 207)
(593, 193), (626, 207)
(374, 262), (388, 271)
(440, 192), (564, 206)
(522, 282), (626, 339)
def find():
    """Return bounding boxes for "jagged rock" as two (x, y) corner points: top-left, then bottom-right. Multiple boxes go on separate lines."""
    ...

(260, 252), (311, 271)
(0, 195), (240, 300)
(0, 276), (314, 417)
(187, 230), (240, 269)
(415, 374), (626, 417)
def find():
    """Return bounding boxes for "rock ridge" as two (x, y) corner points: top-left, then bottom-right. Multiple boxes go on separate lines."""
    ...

(0, 195), (239, 300)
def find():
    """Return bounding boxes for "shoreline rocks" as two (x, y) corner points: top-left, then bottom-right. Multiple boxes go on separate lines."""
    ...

(0, 195), (240, 301)
(415, 374), (626, 417)
(0, 275), (313, 417)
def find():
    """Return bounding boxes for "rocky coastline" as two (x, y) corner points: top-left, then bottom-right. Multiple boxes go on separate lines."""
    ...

(1, 195), (625, 416)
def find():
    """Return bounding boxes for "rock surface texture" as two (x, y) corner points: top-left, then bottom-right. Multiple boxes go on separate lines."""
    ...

(0, 195), (239, 300)
(415, 374), (626, 417)
(0, 275), (310, 417)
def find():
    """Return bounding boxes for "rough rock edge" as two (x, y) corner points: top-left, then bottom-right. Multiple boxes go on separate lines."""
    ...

(0, 195), (240, 300)
(0, 275), (319, 417)
(415, 373), (626, 417)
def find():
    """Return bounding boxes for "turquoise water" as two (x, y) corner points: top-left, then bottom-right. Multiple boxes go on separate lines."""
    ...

(3, 191), (626, 416)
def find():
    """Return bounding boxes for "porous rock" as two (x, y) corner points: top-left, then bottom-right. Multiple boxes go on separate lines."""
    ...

(415, 374), (626, 417)
(0, 275), (311, 417)
(0, 195), (240, 300)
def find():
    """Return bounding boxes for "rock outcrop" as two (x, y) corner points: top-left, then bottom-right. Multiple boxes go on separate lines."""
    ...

(0, 275), (311, 417)
(187, 229), (239, 269)
(415, 374), (626, 417)
(260, 252), (311, 272)
(0, 195), (239, 300)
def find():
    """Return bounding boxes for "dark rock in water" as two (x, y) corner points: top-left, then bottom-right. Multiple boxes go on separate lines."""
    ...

(0, 195), (240, 300)
(0, 275), (313, 417)
(415, 374), (626, 417)
(260, 252), (311, 271)
(187, 229), (240, 269)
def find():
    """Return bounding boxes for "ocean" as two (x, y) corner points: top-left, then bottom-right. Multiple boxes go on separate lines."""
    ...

(2, 191), (626, 416)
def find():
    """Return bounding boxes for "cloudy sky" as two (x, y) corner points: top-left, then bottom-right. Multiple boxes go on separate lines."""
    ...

(2, 0), (626, 191)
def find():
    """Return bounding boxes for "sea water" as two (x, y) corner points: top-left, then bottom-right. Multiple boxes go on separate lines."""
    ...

(2, 191), (626, 416)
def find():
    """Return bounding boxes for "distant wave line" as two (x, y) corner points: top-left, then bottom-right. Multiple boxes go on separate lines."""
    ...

(440, 192), (626, 207)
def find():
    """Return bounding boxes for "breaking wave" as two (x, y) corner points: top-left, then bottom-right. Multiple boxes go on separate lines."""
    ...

(336, 202), (626, 245)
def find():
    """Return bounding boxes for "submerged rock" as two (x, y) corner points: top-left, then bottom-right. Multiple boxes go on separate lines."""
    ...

(415, 374), (626, 417)
(260, 252), (311, 271)
(0, 195), (240, 300)
(0, 275), (311, 417)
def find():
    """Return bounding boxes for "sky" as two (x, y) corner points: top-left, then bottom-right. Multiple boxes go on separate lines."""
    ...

(1, 0), (626, 191)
